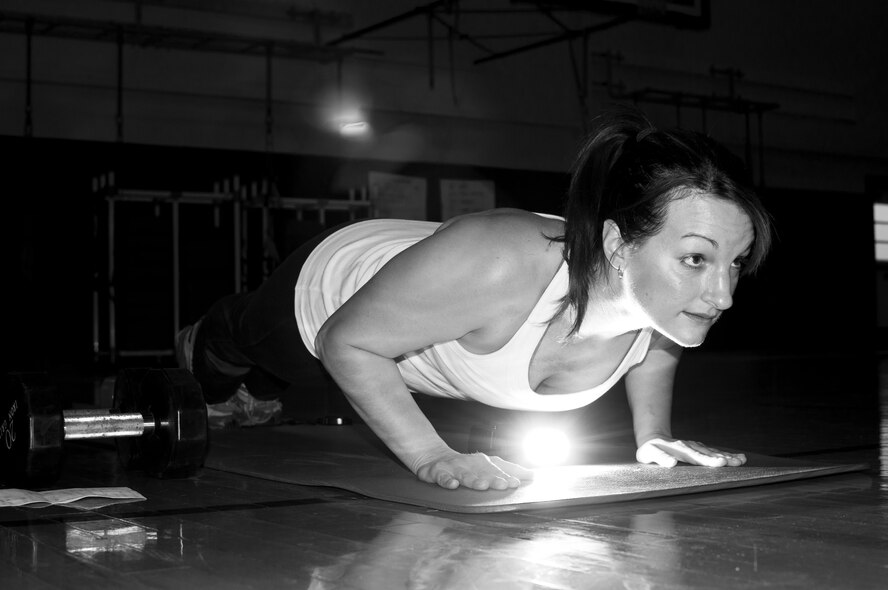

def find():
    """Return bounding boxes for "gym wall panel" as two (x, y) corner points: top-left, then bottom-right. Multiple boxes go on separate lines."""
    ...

(1, 2), (885, 189)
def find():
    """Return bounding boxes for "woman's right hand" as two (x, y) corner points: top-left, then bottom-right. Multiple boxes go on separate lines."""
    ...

(415, 450), (535, 491)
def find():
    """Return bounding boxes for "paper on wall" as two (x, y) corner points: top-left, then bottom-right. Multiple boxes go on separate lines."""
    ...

(440, 179), (495, 220)
(368, 171), (427, 220)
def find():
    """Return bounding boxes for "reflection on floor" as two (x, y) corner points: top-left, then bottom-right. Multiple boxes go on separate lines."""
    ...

(1, 351), (886, 589)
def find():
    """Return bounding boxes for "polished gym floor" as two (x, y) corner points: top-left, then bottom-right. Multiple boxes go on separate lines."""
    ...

(2, 350), (886, 589)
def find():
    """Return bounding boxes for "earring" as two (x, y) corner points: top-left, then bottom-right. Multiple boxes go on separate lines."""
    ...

(608, 254), (624, 279)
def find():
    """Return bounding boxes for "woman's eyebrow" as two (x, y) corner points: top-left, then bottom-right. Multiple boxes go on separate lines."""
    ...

(681, 233), (719, 248)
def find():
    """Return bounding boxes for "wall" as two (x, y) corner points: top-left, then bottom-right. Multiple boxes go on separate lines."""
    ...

(1, 1), (885, 369)
(0, 1), (885, 189)
(2, 135), (570, 370)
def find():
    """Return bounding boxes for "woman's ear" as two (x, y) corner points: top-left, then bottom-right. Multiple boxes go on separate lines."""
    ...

(602, 219), (626, 270)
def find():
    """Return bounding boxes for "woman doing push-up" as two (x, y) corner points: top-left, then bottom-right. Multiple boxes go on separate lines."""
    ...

(177, 108), (772, 491)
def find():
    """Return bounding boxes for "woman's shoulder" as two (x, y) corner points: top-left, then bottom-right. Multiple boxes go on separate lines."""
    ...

(437, 208), (564, 248)
(439, 207), (562, 226)
(432, 208), (565, 286)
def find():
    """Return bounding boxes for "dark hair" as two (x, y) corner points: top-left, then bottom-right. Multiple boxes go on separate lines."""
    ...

(554, 107), (773, 336)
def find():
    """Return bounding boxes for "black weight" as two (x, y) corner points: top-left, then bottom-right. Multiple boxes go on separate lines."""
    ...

(113, 368), (208, 478)
(1, 373), (65, 486)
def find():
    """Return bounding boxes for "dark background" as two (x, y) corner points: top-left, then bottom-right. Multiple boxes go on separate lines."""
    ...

(5, 134), (875, 374)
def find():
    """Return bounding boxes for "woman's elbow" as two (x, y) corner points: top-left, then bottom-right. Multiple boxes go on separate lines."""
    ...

(314, 321), (340, 366)
(315, 319), (365, 367)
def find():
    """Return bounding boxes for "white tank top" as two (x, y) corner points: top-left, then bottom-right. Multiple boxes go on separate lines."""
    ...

(294, 218), (652, 412)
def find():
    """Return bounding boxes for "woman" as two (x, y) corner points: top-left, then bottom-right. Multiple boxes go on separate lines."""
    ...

(179, 108), (772, 491)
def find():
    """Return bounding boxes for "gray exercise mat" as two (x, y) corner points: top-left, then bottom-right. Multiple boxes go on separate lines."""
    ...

(204, 424), (867, 513)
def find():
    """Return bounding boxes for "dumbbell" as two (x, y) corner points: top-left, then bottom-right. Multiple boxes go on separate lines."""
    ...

(1, 368), (209, 486)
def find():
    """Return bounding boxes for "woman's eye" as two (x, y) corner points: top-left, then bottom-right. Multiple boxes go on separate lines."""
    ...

(682, 254), (704, 267)
(731, 257), (748, 270)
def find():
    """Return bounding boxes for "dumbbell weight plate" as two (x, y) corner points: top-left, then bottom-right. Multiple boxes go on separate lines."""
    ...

(1, 373), (65, 486)
(112, 368), (208, 478)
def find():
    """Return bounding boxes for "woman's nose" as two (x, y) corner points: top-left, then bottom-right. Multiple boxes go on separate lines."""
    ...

(703, 269), (734, 311)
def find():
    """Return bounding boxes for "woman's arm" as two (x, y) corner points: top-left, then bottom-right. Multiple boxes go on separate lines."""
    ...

(315, 333), (529, 490)
(625, 334), (746, 467)
(316, 212), (553, 490)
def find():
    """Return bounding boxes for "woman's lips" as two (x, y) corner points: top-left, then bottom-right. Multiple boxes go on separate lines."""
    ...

(684, 311), (719, 323)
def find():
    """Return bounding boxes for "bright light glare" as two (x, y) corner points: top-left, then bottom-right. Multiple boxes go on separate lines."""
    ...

(521, 427), (571, 466)
(339, 121), (369, 136)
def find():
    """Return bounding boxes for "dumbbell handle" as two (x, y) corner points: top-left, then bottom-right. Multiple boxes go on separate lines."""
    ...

(63, 409), (157, 440)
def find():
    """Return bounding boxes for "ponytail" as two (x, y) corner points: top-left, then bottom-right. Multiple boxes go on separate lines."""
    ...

(553, 107), (656, 336)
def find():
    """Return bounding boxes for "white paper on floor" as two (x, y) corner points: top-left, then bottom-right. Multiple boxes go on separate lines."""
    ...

(0, 487), (146, 508)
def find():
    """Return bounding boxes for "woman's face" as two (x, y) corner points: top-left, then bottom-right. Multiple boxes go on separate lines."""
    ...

(623, 192), (754, 347)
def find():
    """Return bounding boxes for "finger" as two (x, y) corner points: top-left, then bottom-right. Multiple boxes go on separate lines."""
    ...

(637, 444), (679, 468)
(435, 470), (460, 490)
(416, 463), (449, 487)
(451, 463), (491, 491)
(688, 443), (746, 467)
(460, 473), (490, 491)
(422, 463), (460, 489)
(666, 441), (725, 467)
(692, 452), (728, 467)
(489, 456), (535, 482)
(725, 452), (747, 466)
(487, 471), (521, 489)
(487, 475), (511, 491)
(457, 460), (515, 491)
(467, 471), (515, 491)
(683, 441), (748, 467)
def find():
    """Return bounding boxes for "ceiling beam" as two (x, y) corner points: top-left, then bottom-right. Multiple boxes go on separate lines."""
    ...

(0, 10), (377, 62)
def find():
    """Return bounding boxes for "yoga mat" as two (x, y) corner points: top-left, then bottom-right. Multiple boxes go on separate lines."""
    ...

(205, 424), (867, 514)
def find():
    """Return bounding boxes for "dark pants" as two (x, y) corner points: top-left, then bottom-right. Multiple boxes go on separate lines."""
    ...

(192, 223), (350, 404)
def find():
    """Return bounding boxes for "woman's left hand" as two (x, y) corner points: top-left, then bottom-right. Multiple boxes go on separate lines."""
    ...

(636, 437), (747, 468)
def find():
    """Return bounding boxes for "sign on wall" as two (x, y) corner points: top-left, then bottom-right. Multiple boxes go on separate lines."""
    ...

(368, 171), (427, 220)
(440, 179), (496, 221)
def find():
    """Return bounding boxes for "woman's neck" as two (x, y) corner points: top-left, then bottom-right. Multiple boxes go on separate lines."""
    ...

(571, 275), (647, 341)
